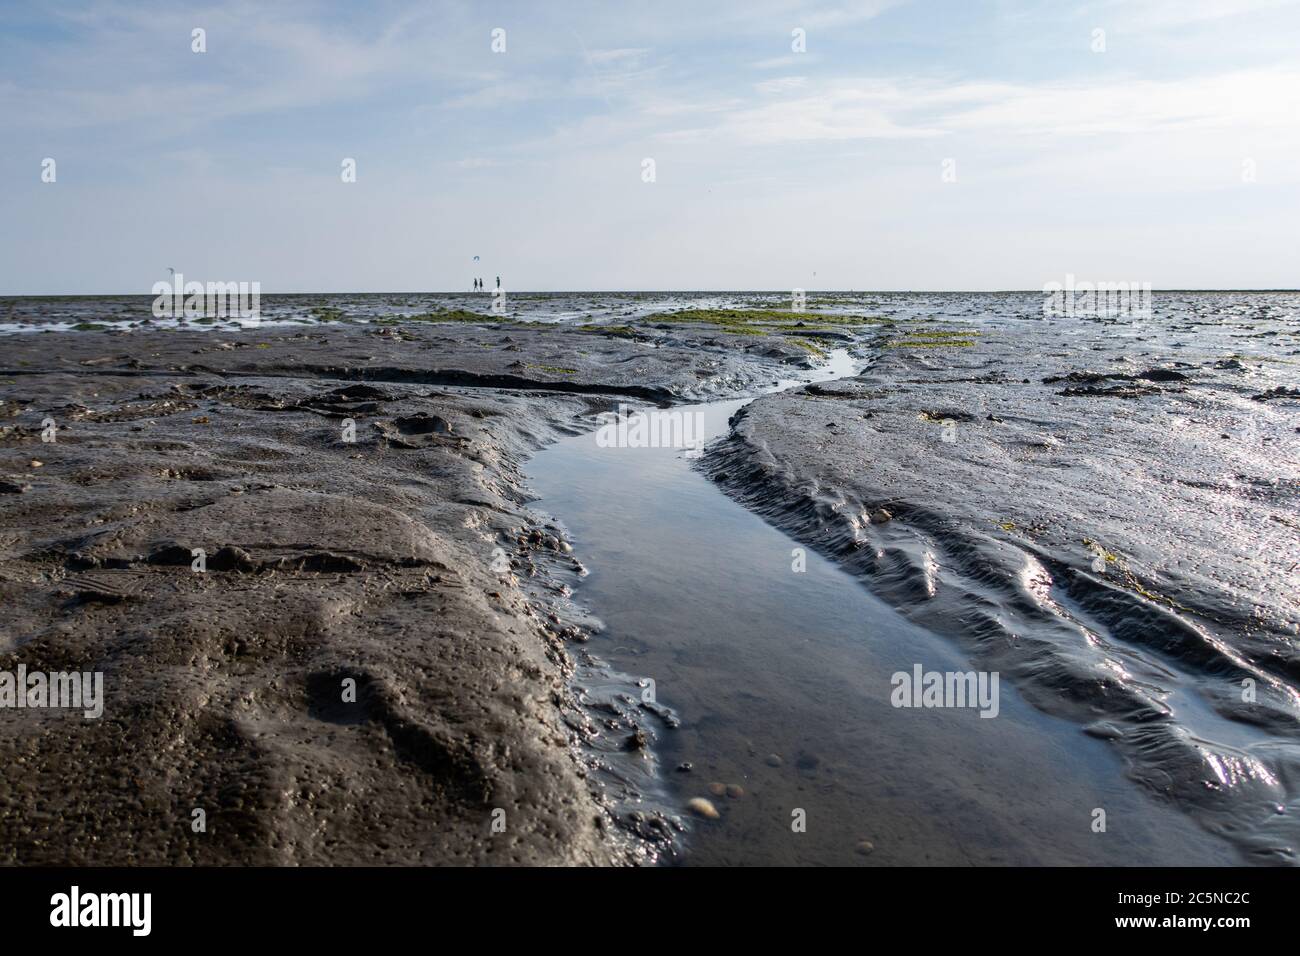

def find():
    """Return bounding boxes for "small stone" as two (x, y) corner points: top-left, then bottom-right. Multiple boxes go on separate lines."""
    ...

(708, 782), (727, 797)
(725, 784), (744, 799)
(765, 753), (783, 768)
(29, 460), (43, 468)
(675, 762), (693, 773)
(686, 798), (720, 820)
(870, 509), (892, 524)
(856, 840), (875, 856)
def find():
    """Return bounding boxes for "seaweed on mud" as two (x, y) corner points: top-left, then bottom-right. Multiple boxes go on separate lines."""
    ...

(310, 306), (348, 322)
(583, 325), (644, 339)
(785, 337), (828, 358)
(884, 328), (980, 349)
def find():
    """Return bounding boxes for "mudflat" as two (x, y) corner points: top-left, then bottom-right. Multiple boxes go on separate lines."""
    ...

(0, 315), (817, 865)
(1, 291), (1296, 865)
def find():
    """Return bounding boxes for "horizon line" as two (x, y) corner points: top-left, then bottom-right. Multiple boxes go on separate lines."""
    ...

(4, 288), (1300, 298)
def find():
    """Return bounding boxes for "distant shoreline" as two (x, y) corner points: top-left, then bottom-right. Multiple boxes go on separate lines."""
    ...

(4, 289), (1300, 299)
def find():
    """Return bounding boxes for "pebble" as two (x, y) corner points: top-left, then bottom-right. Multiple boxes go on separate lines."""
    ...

(856, 840), (875, 856)
(686, 798), (720, 820)
(725, 784), (744, 799)
(675, 762), (692, 773)
(765, 753), (783, 768)
(870, 509), (892, 524)
(708, 782), (727, 797)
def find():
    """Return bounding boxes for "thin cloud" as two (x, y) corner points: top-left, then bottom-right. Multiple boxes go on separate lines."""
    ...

(756, 76), (810, 94)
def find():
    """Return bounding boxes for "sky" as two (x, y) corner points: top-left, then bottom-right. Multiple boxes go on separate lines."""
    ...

(1, 0), (1298, 293)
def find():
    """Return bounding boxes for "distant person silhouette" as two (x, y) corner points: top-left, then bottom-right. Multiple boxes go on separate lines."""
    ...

(496, 276), (500, 289)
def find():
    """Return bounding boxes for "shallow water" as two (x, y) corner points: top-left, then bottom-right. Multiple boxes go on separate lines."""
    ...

(527, 350), (1239, 865)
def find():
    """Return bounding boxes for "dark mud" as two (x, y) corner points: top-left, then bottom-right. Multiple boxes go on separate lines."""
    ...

(702, 294), (1300, 863)
(0, 318), (815, 865)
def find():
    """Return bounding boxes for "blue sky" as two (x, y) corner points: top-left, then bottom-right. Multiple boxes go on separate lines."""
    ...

(2, 0), (1298, 293)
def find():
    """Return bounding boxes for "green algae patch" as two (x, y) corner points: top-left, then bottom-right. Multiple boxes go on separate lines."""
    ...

(582, 325), (644, 339)
(525, 363), (578, 375)
(786, 337), (828, 358)
(885, 328), (980, 349)
(884, 340), (978, 349)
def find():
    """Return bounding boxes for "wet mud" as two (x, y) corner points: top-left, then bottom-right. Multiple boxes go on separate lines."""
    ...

(0, 316), (811, 864)
(701, 293), (1300, 863)
(2, 292), (1296, 866)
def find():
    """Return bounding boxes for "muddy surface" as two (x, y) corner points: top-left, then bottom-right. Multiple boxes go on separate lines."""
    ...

(0, 318), (816, 865)
(2, 291), (1296, 866)
(703, 295), (1300, 863)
